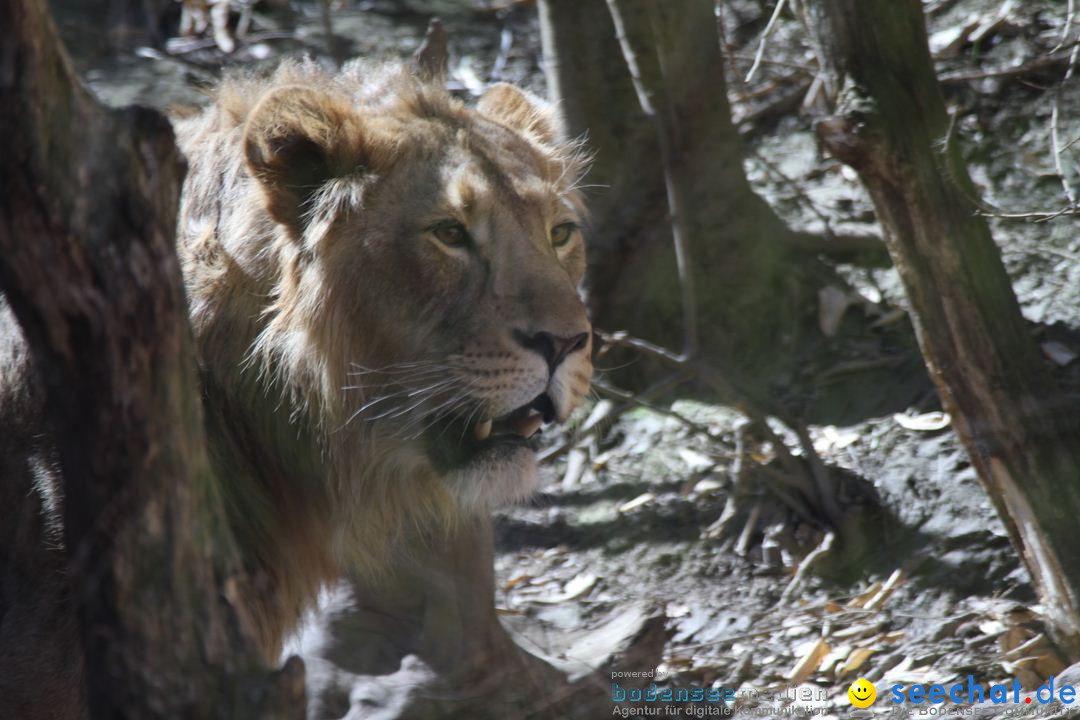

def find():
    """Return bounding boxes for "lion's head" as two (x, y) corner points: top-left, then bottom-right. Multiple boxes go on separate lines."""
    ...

(178, 61), (592, 555)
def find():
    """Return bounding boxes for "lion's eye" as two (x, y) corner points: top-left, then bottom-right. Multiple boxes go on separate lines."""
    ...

(551, 222), (578, 249)
(430, 221), (471, 249)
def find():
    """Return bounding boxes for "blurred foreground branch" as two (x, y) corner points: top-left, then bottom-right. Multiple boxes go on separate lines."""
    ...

(0, 0), (300, 716)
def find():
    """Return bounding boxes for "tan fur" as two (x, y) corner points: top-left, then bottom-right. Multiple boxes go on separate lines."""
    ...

(173, 60), (594, 658)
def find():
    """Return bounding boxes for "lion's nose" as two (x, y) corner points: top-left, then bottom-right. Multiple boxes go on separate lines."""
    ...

(515, 330), (590, 372)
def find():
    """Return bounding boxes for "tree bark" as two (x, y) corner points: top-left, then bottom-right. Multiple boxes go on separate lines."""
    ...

(812, 0), (1080, 657)
(0, 0), (303, 716)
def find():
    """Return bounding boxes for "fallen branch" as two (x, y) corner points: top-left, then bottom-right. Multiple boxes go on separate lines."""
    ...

(938, 48), (1076, 85)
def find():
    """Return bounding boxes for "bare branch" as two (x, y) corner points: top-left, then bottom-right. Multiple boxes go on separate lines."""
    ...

(745, 0), (790, 83)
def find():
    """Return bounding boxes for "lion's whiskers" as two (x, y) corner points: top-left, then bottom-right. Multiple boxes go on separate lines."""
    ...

(339, 357), (491, 446)
(342, 377), (457, 427)
(456, 401), (487, 445)
(347, 360), (455, 377)
(360, 382), (458, 424)
(403, 393), (478, 442)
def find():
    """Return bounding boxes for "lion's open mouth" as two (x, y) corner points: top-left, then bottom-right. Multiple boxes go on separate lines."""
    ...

(424, 392), (555, 472)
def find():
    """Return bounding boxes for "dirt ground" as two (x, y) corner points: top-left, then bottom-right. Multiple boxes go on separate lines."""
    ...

(53, 0), (1080, 717)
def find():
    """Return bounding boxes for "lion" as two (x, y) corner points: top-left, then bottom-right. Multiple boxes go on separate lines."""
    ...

(172, 59), (593, 657)
(0, 57), (593, 715)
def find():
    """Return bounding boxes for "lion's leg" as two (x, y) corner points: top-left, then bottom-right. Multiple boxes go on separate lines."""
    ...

(292, 517), (608, 719)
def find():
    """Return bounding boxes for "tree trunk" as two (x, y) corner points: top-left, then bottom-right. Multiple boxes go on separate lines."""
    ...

(542, 0), (806, 389)
(812, 0), (1080, 658)
(538, 0), (915, 424)
(0, 0), (303, 716)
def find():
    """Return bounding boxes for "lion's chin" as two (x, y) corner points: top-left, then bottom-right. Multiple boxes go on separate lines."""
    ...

(441, 441), (539, 511)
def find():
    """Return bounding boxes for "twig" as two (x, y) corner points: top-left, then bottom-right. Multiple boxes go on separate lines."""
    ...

(1052, 0), (1076, 54)
(975, 207), (1080, 221)
(779, 530), (835, 603)
(592, 380), (716, 437)
(745, 0), (790, 83)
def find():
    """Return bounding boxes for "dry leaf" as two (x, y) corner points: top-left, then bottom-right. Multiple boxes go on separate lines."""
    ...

(893, 411), (951, 432)
(832, 623), (885, 641)
(592, 449), (615, 471)
(788, 638), (831, 685)
(848, 582), (883, 609)
(531, 572), (598, 604)
(692, 478), (724, 495)
(678, 448), (715, 472)
(819, 644), (853, 675)
(1034, 653), (1067, 679)
(502, 574), (532, 591)
(978, 620), (1007, 636)
(838, 647), (876, 678)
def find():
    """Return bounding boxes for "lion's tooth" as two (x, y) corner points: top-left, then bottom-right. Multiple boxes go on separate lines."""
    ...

(473, 418), (493, 441)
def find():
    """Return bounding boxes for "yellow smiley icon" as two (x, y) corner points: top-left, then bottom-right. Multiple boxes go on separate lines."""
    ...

(847, 677), (876, 708)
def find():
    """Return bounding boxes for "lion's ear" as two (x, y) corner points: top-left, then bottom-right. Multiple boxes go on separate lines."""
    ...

(476, 83), (559, 145)
(243, 85), (366, 232)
